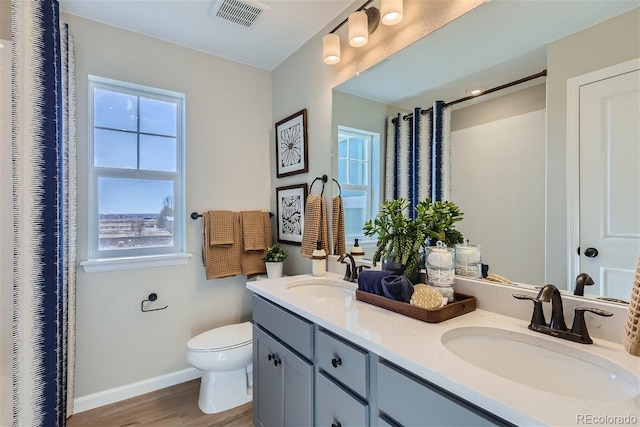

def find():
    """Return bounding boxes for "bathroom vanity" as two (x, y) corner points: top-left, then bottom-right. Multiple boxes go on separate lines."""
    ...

(247, 274), (640, 426)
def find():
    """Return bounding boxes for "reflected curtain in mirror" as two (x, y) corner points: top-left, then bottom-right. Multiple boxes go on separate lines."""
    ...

(385, 102), (451, 217)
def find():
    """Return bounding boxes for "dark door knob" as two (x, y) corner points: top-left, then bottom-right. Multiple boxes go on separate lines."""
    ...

(331, 356), (342, 368)
(584, 247), (599, 258)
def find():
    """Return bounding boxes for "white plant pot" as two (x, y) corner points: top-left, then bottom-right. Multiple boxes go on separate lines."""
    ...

(265, 262), (284, 279)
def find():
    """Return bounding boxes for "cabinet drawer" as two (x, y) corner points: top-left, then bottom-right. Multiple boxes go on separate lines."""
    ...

(377, 360), (510, 427)
(253, 295), (313, 360)
(316, 372), (368, 427)
(316, 328), (368, 398)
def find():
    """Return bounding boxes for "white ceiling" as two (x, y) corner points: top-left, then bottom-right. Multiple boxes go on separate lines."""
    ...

(59, 0), (357, 71)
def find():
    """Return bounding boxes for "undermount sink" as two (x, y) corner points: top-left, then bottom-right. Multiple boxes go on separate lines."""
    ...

(441, 326), (639, 401)
(285, 278), (356, 299)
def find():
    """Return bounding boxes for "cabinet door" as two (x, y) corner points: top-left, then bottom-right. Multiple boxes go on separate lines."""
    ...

(253, 326), (283, 427)
(281, 342), (314, 427)
(254, 325), (313, 427)
(316, 372), (368, 427)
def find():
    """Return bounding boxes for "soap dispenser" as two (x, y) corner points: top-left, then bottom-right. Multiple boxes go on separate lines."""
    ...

(312, 241), (327, 276)
(350, 238), (365, 260)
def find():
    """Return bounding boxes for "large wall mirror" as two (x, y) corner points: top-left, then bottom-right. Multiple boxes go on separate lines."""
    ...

(331, 1), (639, 301)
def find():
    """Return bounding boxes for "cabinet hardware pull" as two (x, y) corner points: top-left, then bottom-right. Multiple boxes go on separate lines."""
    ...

(331, 422), (342, 427)
(268, 353), (281, 366)
(331, 356), (342, 368)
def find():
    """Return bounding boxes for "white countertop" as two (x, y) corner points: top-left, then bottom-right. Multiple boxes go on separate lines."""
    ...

(247, 273), (640, 427)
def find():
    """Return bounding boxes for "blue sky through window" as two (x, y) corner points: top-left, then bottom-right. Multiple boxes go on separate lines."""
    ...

(99, 178), (173, 215)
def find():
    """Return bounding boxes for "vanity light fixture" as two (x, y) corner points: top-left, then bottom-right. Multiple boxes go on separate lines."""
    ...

(323, 0), (398, 65)
(381, 0), (403, 25)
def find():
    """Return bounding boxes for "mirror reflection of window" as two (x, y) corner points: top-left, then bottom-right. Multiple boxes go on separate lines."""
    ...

(337, 126), (380, 245)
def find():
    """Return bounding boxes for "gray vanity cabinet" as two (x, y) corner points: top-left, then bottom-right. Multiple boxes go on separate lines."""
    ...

(251, 294), (512, 427)
(252, 296), (313, 427)
(377, 360), (512, 427)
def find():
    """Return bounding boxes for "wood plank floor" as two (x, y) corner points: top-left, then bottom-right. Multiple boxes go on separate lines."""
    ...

(67, 380), (253, 427)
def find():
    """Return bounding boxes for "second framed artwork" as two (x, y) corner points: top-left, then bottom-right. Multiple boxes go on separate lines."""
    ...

(275, 109), (308, 178)
(276, 184), (308, 245)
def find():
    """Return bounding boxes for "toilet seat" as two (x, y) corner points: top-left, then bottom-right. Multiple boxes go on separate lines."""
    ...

(187, 321), (252, 352)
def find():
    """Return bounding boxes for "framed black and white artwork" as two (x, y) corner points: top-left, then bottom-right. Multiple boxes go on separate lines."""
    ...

(276, 184), (307, 245)
(275, 109), (308, 178)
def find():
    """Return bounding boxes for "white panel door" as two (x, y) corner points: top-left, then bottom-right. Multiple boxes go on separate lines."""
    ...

(579, 69), (640, 300)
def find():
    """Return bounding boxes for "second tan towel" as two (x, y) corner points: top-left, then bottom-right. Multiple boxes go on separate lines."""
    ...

(240, 211), (272, 276)
(301, 194), (329, 258)
(332, 195), (346, 256)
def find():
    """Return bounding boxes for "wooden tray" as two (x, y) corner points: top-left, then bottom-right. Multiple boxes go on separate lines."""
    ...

(355, 290), (476, 323)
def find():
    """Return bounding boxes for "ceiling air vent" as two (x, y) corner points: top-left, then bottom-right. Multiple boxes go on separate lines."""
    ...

(210, 0), (270, 29)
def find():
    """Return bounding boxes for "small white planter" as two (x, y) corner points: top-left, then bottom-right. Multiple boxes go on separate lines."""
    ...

(265, 262), (284, 279)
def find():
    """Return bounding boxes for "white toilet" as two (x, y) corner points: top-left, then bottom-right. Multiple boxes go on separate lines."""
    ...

(187, 321), (253, 414)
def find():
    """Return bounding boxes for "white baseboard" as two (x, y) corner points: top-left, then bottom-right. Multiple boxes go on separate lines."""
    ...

(72, 367), (201, 414)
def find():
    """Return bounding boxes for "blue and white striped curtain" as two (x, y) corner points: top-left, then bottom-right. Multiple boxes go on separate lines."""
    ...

(385, 102), (451, 216)
(12, 0), (76, 425)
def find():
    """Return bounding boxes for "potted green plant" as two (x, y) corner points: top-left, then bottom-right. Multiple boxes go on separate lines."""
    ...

(363, 198), (464, 279)
(263, 244), (288, 279)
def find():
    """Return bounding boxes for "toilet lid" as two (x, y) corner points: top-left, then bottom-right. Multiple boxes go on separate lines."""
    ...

(187, 321), (252, 352)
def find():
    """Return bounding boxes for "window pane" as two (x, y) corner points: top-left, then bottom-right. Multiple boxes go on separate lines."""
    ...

(98, 177), (174, 250)
(140, 98), (177, 136)
(140, 135), (177, 172)
(349, 161), (367, 185)
(343, 189), (367, 237)
(94, 88), (138, 131)
(94, 129), (137, 169)
(338, 137), (348, 158)
(338, 159), (348, 182)
(349, 137), (366, 160)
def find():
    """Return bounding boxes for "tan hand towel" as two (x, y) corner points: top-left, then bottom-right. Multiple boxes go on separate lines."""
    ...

(332, 195), (346, 256)
(241, 211), (267, 251)
(624, 257), (640, 356)
(209, 210), (236, 246)
(202, 211), (242, 279)
(241, 212), (272, 276)
(301, 195), (329, 258)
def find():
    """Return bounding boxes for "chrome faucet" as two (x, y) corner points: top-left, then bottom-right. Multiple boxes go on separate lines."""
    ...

(513, 283), (613, 344)
(337, 253), (357, 282)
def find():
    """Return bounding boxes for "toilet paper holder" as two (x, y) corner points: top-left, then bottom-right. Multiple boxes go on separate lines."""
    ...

(141, 293), (168, 312)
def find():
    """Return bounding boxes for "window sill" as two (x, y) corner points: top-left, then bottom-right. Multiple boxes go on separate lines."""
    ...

(80, 253), (192, 273)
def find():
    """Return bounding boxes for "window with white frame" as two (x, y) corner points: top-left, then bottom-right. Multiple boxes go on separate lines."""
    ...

(337, 126), (380, 244)
(86, 76), (186, 266)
